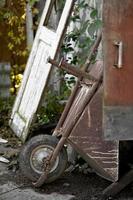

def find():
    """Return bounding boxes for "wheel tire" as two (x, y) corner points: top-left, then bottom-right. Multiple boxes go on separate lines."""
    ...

(19, 134), (68, 183)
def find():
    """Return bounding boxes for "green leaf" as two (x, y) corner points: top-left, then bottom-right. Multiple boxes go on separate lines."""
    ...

(80, 20), (90, 34)
(29, 0), (39, 7)
(87, 20), (102, 36)
(78, 0), (89, 9)
(90, 9), (98, 19)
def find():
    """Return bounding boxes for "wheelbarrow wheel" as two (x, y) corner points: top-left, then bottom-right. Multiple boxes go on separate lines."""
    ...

(19, 134), (68, 183)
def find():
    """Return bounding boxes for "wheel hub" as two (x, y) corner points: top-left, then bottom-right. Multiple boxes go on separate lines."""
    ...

(30, 145), (59, 174)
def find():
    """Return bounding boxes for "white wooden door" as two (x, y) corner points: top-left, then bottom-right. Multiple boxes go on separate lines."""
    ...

(10, 0), (74, 142)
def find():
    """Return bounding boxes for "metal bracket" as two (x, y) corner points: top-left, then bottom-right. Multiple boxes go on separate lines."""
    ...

(113, 41), (123, 69)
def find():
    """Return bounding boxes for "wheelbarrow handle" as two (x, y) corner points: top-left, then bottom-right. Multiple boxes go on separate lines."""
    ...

(48, 57), (97, 81)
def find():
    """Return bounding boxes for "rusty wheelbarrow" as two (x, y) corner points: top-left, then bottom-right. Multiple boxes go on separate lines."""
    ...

(19, 33), (119, 193)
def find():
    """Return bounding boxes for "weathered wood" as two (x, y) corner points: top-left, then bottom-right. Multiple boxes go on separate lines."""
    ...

(10, 0), (75, 142)
(103, 0), (133, 140)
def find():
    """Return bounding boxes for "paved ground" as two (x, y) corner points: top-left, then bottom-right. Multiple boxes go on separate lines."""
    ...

(1, 144), (133, 200)
(0, 161), (75, 200)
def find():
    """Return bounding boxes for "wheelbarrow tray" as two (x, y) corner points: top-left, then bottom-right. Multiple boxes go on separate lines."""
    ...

(60, 61), (119, 182)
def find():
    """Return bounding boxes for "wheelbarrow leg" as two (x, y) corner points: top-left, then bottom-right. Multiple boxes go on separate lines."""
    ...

(101, 168), (133, 199)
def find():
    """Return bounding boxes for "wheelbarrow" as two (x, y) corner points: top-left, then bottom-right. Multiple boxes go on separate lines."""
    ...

(19, 33), (120, 195)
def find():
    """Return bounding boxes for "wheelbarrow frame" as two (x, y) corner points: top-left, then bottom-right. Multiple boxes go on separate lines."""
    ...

(33, 32), (118, 187)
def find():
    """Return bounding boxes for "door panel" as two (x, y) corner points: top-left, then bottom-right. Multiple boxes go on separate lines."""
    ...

(10, 0), (75, 141)
(103, 0), (133, 140)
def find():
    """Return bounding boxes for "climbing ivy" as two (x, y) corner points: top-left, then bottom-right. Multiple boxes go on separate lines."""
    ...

(62, 0), (102, 66)
(60, 0), (102, 91)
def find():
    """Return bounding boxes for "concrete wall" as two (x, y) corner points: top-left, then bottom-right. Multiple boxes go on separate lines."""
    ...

(0, 63), (11, 98)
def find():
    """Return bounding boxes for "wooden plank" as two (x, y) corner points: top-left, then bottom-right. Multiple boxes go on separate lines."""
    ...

(103, 0), (133, 140)
(10, 0), (75, 142)
(39, 27), (56, 42)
